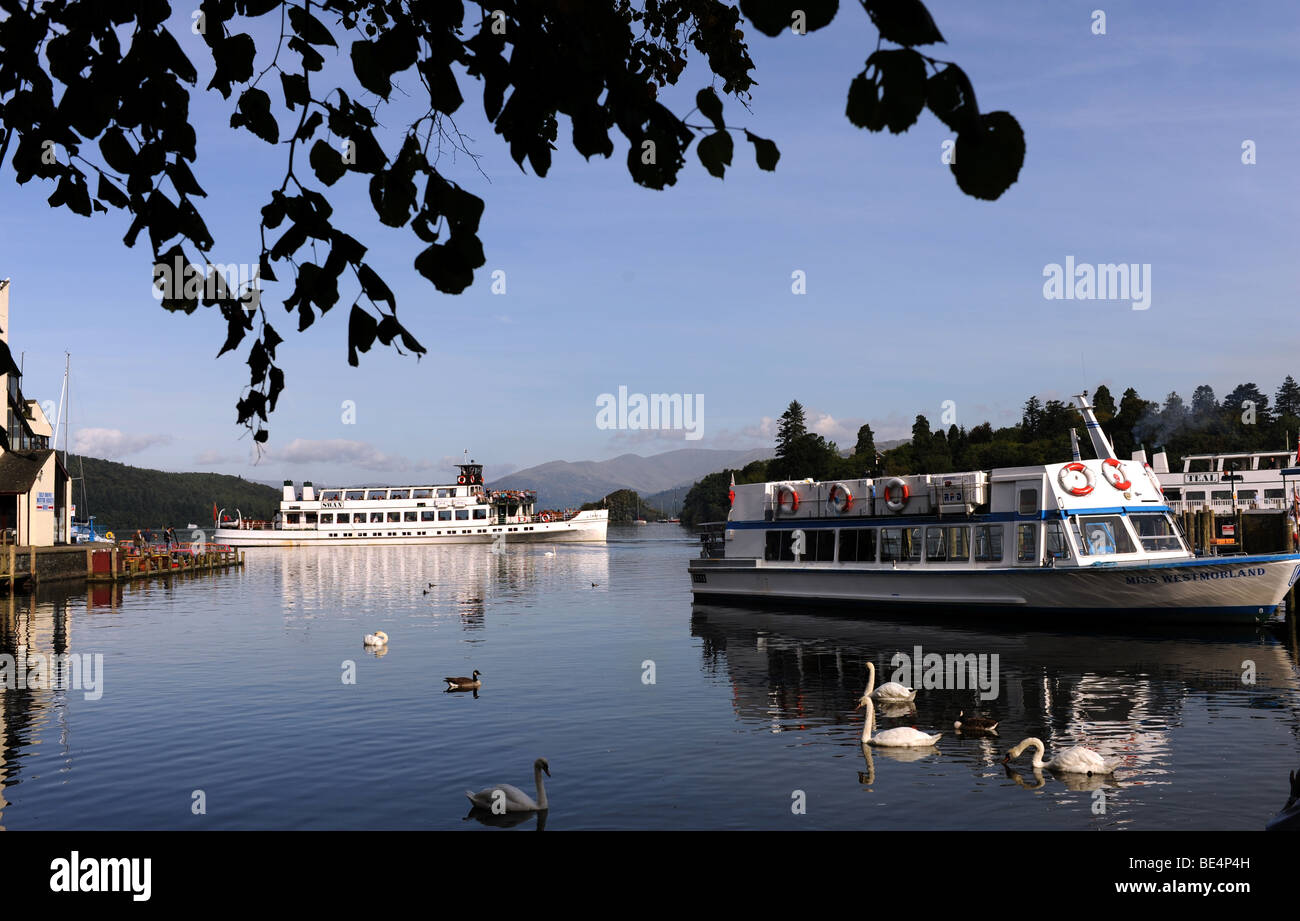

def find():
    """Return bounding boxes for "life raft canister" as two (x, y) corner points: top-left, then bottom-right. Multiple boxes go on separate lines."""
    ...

(1100, 458), (1131, 491)
(776, 484), (800, 514)
(883, 477), (909, 512)
(827, 482), (854, 514)
(1057, 462), (1096, 497)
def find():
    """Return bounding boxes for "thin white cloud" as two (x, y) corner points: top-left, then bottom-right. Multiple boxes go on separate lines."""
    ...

(280, 439), (435, 472)
(74, 428), (172, 458)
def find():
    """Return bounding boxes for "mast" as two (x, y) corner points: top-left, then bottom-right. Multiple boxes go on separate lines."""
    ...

(1072, 391), (1117, 461)
(1069, 427), (1082, 462)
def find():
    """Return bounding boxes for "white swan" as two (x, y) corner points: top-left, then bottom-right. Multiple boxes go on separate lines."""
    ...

(363, 630), (388, 647)
(1003, 737), (1119, 775)
(863, 661), (917, 702)
(466, 757), (550, 813)
(857, 696), (942, 747)
(543, 551), (555, 557)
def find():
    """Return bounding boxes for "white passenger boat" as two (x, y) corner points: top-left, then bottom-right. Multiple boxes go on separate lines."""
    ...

(688, 395), (1300, 624)
(213, 461), (607, 547)
(1148, 447), (1300, 513)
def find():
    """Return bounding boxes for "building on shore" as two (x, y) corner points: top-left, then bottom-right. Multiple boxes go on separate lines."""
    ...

(0, 279), (71, 545)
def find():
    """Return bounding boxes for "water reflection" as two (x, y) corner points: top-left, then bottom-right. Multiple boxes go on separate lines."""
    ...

(691, 603), (1300, 787)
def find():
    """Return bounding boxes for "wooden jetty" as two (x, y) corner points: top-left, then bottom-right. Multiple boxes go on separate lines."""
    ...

(0, 540), (243, 591)
(85, 541), (244, 584)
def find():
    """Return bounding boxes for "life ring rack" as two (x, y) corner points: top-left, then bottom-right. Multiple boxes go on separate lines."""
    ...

(776, 484), (800, 514)
(827, 482), (854, 514)
(883, 477), (909, 512)
(1057, 462), (1096, 497)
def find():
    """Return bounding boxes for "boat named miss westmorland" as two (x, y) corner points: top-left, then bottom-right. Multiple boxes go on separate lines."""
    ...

(688, 394), (1300, 624)
(213, 461), (607, 547)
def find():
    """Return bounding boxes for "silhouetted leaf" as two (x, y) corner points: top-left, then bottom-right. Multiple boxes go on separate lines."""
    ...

(744, 130), (781, 170)
(697, 130), (733, 178)
(865, 48), (927, 133)
(861, 0), (944, 47)
(926, 63), (978, 133)
(288, 5), (338, 46)
(232, 88), (279, 143)
(740, 0), (839, 37)
(951, 111), (1024, 201)
(696, 88), (725, 131)
(347, 304), (378, 365)
(845, 71), (885, 131)
(96, 172), (128, 208)
(309, 140), (347, 185)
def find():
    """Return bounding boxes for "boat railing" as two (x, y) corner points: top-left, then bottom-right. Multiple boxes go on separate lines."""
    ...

(696, 522), (726, 559)
(1168, 498), (1293, 513)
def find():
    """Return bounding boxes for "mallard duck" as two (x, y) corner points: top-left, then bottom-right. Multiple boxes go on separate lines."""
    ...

(363, 630), (388, 646)
(1002, 737), (1119, 775)
(954, 710), (999, 732)
(444, 669), (482, 690)
(466, 758), (550, 813)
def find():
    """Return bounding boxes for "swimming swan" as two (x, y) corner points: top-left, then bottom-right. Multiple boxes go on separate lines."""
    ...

(466, 757), (550, 813)
(857, 696), (942, 747)
(954, 710), (1000, 732)
(363, 631), (388, 646)
(1002, 737), (1119, 775)
(863, 661), (917, 702)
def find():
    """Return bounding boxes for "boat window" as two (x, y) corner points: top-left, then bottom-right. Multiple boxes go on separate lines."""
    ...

(906, 528), (922, 561)
(765, 531), (797, 562)
(925, 527), (946, 561)
(946, 527), (969, 561)
(1018, 489), (1038, 515)
(421, 511), (436, 521)
(1130, 513), (1183, 551)
(320, 491), (342, 501)
(345, 490), (366, 501)
(1238, 490), (1257, 500)
(1044, 520), (1068, 561)
(412, 489), (432, 499)
(335, 513), (350, 523)
(1016, 524), (1037, 563)
(473, 508), (488, 520)
(1185, 491), (1205, 501)
(973, 525), (1003, 562)
(437, 488), (452, 498)
(1265, 488), (1285, 499)
(367, 490), (388, 500)
(439, 510), (452, 521)
(838, 528), (877, 563)
(455, 509), (469, 520)
(811, 530), (834, 561)
(370, 512), (384, 523)
(1077, 515), (1137, 554)
(1163, 488), (1182, 500)
(319, 513), (333, 525)
(389, 489), (410, 500)
(880, 528), (904, 562)
(1187, 458), (1212, 472)
(404, 511), (417, 522)
(286, 513), (299, 524)
(387, 512), (401, 522)
(1221, 456), (1248, 472)
(1211, 490), (1232, 500)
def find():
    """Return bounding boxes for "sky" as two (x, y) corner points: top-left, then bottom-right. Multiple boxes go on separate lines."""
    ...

(1, 1), (1297, 488)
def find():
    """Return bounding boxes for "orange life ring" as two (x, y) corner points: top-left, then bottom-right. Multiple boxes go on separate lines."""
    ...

(1057, 462), (1096, 497)
(458, 475), (466, 485)
(883, 478), (909, 512)
(827, 483), (854, 514)
(1100, 458), (1131, 491)
(540, 513), (551, 522)
(776, 485), (800, 514)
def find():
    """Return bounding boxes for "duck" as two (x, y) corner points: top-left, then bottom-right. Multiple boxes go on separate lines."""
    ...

(444, 669), (482, 690)
(543, 551), (555, 557)
(954, 710), (1000, 732)
(863, 661), (917, 702)
(1002, 737), (1119, 775)
(857, 696), (942, 748)
(363, 630), (388, 647)
(466, 757), (550, 813)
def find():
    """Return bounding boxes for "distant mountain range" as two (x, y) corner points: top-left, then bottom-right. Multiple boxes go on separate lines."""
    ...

(489, 447), (771, 511)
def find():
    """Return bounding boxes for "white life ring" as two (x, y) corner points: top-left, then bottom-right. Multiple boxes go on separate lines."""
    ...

(1057, 462), (1095, 497)
(776, 485), (800, 514)
(1100, 458), (1131, 491)
(540, 513), (551, 522)
(883, 477), (909, 512)
(827, 483), (854, 514)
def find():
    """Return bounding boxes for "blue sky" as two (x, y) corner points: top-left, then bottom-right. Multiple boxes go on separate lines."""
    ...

(2, 1), (1297, 486)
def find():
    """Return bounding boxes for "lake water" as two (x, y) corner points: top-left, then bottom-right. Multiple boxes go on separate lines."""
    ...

(2, 523), (1297, 830)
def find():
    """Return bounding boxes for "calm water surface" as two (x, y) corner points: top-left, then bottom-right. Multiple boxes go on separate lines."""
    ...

(2, 524), (1298, 830)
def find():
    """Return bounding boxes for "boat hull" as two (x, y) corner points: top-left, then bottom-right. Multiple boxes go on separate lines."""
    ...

(214, 510), (608, 548)
(687, 553), (1300, 624)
